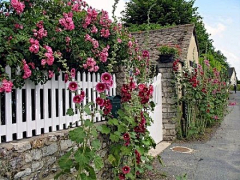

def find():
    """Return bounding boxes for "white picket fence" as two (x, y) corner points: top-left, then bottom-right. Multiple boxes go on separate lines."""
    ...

(0, 66), (116, 143)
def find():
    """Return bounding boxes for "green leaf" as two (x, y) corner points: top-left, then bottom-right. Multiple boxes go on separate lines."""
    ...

(84, 119), (93, 127)
(66, 108), (74, 116)
(91, 139), (101, 150)
(96, 124), (110, 134)
(107, 154), (116, 165)
(118, 124), (126, 133)
(58, 150), (73, 171)
(84, 105), (91, 115)
(110, 133), (120, 142)
(91, 128), (98, 138)
(74, 148), (89, 166)
(108, 118), (119, 126)
(94, 156), (104, 170)
(120, 146), (131, 155)
(69, 127), (86, 143)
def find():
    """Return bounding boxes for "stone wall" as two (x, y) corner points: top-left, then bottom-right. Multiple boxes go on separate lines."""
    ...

(0, 124), (109, 180)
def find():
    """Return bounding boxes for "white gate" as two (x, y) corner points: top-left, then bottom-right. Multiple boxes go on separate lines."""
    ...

(148, 73), (163, 144)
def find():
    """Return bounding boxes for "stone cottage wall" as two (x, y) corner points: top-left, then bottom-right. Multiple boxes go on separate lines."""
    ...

(0, 124), (109, 180)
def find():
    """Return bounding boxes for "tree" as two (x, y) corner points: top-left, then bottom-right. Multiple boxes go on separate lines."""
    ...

(121, 0), (197, 26)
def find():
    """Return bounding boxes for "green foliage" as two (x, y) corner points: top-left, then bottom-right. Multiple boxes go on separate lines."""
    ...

(158, 45), (179, 56)
(121, 0), (196, 27)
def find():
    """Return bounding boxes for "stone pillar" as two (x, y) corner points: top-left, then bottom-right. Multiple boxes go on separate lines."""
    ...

(114, 66), (126, 95)
(158, 62), (177, 141)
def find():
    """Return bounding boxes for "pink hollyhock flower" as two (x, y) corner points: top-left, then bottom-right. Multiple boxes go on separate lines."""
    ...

(123, 133), (130, 141)
(68, 81), (78, 91)
(1, 79), (13, 93)
(96, 83), (106, 93)
(138, 84), (145, 91)
(121, 84), (129, 93)
(48, 70), (54, 78)
(96, 97), (104, 107)
(80, 90), (85, 99)
(122, 166), (130, 174)
(134, 68), (140, 76)
(73, 95), (83, 104)
(118, 173), (125, 180)
(71, 68), (76, 79)
(64, 73), (69, 83)
(101, 72), (112, 84)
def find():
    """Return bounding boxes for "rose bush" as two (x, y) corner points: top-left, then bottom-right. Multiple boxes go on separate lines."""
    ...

(0, 0), (131, 90)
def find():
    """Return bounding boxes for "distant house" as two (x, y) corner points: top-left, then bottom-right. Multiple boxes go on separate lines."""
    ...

(228, 67), (237, 85)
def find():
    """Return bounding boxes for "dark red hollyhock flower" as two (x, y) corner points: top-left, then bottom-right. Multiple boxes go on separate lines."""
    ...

(96, 97), (104, 107)
(123, 133), (130, 141)
(206, 109), (210, 113)
(118, 173), (125, 180)
(96, 82), (106, 93)
(122, 166), (131, 174)
(142, 87), (148, 93)
(192, 83), (198, 88)
(122, 93), (131, 103)
(140, 97), (149, 104)
(103, 107), (111, 115)
(201, 88), (207, 94)
(121, 84), (129, 93)
(134, 125), (145, 133)
(142, 50), (149, 58)
(138, 91), (145, 98)
(124, 140), (130, 146)
(135, 150), (141, 164)
(104, 99), (112, 109)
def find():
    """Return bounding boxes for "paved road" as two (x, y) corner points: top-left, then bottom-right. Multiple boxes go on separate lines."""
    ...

(155, 91), (240, 180)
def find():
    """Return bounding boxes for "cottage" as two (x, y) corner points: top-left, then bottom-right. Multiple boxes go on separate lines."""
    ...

(132, 24), (199, 141)
(228, 67), (237, 85)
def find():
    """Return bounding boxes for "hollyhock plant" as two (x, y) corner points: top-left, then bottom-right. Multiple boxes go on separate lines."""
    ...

(123, 133), (130, 141)
(96, 97), (104, 107)
(118, 173), (125, 180)
(122, 166), (131, 174)
(101, 72), (112, 84)
(69, 81), (78, 91)
(96, 82), (106, 93)
(73, 94), (84, 104)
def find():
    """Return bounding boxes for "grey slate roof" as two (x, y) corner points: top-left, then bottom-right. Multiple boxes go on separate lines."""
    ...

(131, 24), (198, 62)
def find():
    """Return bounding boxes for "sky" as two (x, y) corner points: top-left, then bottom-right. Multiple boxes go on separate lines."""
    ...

(86, 0), (240, 79)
